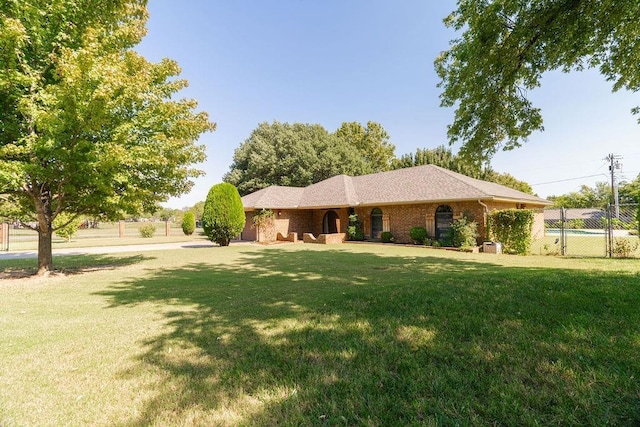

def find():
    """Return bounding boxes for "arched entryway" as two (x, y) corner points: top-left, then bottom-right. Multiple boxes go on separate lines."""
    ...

(370, 208), (383, 240)
(435, 205), (453, 242)
(322, 211), (339, 234)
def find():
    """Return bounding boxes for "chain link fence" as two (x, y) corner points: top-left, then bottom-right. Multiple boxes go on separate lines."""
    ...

(533, 204), (639, 258)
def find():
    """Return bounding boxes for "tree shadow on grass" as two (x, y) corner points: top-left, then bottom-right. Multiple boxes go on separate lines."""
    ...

(97, 248), (640, 426)
(0, 254), (151, 280)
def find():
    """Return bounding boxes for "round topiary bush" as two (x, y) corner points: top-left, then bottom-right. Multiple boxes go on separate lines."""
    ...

(409, 226), (428, 244)
(182, 211), (196, 235)
(381, 231), (394, 243)
(202, 183), (245, 246)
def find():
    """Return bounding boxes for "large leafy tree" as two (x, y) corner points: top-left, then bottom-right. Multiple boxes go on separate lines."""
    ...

(436, 1), (640, 162)
(224, 121), (369, 196)
(334, 121), (396, 173)
(0, 1), (215, 273)
(618, 174), (640, 205)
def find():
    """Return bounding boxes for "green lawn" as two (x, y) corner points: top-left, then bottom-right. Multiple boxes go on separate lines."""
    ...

(1, 244), (639, 426)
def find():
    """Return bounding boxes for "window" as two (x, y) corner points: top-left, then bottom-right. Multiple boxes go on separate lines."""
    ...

(435, 205), (453, 242)
(370, 208), (383, 240)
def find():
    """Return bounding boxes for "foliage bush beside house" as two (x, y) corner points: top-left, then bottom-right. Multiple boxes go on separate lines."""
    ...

(202, 183), (246, 246)
(488, 209), (534, 255)
(251, 209), (276, 242)
(348, 214), (365, 241)
(451, 217), (479, 249)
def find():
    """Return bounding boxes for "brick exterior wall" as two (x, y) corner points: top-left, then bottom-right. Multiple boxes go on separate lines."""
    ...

(244, 208), (348, 242)
(273, 209), (313, 240)
(241, 212), (257, 241)
(354, 201), (545, 244)
(244, 203), (546, 244)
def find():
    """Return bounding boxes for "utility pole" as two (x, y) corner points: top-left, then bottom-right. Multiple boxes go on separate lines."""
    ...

(605, 153), (622, 258)
(606, 153), (622, 218)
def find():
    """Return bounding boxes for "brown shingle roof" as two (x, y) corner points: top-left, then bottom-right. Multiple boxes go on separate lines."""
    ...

(242, 164), (551, 210)
(298, 174), (359, 208)
(241, 185), (305, 210)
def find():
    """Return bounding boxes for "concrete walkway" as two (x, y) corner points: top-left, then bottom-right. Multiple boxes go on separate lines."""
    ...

(0, 241), (223, 260)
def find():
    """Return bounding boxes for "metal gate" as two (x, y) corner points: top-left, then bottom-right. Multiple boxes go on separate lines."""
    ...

(545, 205), (639, 258)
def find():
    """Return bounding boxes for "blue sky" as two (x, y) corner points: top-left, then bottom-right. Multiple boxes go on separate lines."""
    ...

(136, 1), (640, 208)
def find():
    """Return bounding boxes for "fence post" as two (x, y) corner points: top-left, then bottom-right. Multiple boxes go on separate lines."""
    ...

(165, 221), (171, 237)
(119, 220), (125, 238)
(0, 223), (8, 251)
(560, 207), (566, 256)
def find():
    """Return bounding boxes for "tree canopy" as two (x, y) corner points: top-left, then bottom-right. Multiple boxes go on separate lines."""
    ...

(393, 145), (534, 194)
(0, 1), (215, 273)
(225, 122), (536, 196)
(435, 1), (640, 162)
(334, 121), (396, 173)
(224, 121), (371, 196)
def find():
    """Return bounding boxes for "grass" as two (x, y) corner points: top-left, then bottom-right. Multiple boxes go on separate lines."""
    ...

(1, 243), (640, 426)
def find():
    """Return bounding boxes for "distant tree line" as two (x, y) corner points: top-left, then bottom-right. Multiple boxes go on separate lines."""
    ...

(547, 178), (640, 209)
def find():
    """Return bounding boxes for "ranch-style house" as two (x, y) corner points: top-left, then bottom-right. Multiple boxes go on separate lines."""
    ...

(240, 164), (551, 244)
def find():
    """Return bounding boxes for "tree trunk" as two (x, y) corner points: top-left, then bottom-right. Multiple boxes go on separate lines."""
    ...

(32, 183), (54, 275)
(37, 227), (53, 275)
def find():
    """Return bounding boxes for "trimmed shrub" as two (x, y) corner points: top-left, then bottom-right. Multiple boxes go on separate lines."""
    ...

(488, 209), (534, 255)
(381, 231), (394, 243)
(182, 211), (196, 235)
(202, 183), (246, 246)
(139, 224), (156, 238)
(409, 226), (428, 245)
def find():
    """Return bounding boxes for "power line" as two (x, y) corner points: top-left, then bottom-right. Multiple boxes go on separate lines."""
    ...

(531, 174), (607, 186)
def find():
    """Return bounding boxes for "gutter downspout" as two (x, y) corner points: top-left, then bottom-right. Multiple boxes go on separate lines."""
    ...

(478, 200), (489, 242)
